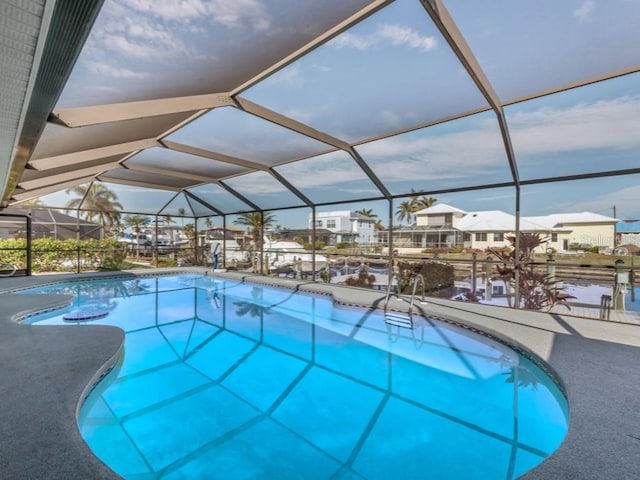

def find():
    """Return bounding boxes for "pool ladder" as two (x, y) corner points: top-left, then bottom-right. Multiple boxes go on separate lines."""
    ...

(383, 273), (425, 329)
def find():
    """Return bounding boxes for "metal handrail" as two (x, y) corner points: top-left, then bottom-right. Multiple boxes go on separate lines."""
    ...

(383, 273), (426, 328)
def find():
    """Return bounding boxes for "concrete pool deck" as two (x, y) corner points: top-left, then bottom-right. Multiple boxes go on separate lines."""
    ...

(0, 269), (639, 479)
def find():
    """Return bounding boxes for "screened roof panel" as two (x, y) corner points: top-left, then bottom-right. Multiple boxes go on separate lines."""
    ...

(520, 174), (640, 219)
(187, 184), (253, 215)
(274, 150), (382, 203)
(507, 73), (640, 181)
(159, 193), (200, 218)
(186, 195), (222, 218)
(55, 0), (376, 108)
(166, 107), (335, 166)
(124, 147), (249, 180)
(444, 0), (640, 102)
(357, 110), (512, 194)
(96, 182), (178, 215)
(222, 171), (306, 210)
(243, 0), (489, 143)
(30, 112), (196, 161)
(100, 169), (198, 190)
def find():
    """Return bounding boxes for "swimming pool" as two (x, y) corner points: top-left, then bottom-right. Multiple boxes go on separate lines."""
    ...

(24, 274), (568, 479)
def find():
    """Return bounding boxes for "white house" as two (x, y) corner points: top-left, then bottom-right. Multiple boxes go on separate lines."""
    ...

(392, 203), (618, 254)
(309, 211), (378, 245)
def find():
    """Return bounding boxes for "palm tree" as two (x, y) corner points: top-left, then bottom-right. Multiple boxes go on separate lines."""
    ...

(65, 183), (122, 234)
(233, 212), (277, 247)
(354, 208), (377, 218)
(233, 212), (277, 273)
(177, 208), (187, 228)
(123, 214), (150, 259)
(408, 189), (437, 212)
(395, 200), (415, 225)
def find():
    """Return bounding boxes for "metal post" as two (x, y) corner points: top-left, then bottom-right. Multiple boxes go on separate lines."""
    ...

(471, 252), (477, 295)
(311, 207), (316, 281)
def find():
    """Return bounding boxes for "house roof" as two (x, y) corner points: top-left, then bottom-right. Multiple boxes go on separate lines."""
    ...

(415, 204), (467, 216)
(456, 210), (552, 232)
(526, 212), (618, 229)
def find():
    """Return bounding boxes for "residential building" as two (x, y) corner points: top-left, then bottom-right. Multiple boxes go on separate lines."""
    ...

(309, 211), (378, 245)
(391, 203), (618, 254)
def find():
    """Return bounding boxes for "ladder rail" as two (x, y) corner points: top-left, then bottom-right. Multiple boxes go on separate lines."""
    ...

(384, 272), (426, 329)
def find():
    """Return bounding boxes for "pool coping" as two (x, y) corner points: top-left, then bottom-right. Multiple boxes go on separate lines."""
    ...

(1, 268), (639, 479)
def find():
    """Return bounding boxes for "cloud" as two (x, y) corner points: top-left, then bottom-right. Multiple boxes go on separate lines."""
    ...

(264, 64), (304, 88)
(378, 24), (437, 51)
(508, 95), (640, 156)
(329, 32), (376, 50)
(574, 0), (595, 23)
(356, 116), (508, 182)
(123, 0), (270, 30)
(328, 24), (436, 52)
(86, 61), (150, 79)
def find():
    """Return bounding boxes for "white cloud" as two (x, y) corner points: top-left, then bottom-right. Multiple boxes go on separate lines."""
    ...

(122, 0), (270, 30)
(264, 64), (304, 88)
(508, 95), (640, 156)
(378, 24), (437, 51)
(86, 61), (150, 79)
(328, 24), (437, 52)
(574, 0), (595, 23)
(328, 32), (376, 50)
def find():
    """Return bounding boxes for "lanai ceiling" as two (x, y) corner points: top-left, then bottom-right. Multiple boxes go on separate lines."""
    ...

(2, 0), (640, 218)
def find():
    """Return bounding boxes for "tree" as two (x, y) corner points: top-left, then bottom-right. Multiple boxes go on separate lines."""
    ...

(177, 208), (187, 228)
(123, 215), (150, 259)
(354, 208), (377, 218)
(233, 212), (277, 273)
(233, 212), (277, 247)
(395, 190), (438, 225)
(395, 200), (415, 225)
(65, 183), (122, 234)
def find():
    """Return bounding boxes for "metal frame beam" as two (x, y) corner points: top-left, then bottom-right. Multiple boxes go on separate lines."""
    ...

(29, 138), (159, 170)
(51, 93), (234, 127)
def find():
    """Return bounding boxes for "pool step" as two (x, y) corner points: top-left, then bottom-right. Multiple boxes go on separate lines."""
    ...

(384, 311), (413, 328)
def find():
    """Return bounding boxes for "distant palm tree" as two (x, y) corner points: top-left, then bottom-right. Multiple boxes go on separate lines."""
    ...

(233, 212), (277, 247)
(395, 200), (415, 225)
(65, 183), (122, 232)
(354, 208), (377, 218)
(408, 189), (437, 211)
(177, 208), (187, 228)
(233, 212), (277, 273)
(123, 214), (150, 259)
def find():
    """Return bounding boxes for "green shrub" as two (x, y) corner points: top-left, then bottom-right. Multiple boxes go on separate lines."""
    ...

(395, 260), (455, 294)
(0, 238), (128, 273)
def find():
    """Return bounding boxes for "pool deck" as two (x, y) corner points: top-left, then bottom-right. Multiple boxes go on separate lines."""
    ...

(0, 268), (639, 479)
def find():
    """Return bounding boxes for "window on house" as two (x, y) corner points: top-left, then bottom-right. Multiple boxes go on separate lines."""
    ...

(315, 220), (323, 227)
(551, 233), (558, 242)
(493, 232), (504, 242)
(326, 219), (336, 228)
(476, 232), (487, 241)
(464, 233), (471, 242)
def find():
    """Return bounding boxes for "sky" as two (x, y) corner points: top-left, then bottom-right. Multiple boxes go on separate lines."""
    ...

(35, 0), (640, 227)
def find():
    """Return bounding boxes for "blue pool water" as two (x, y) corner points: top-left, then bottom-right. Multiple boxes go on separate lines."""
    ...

(24, 274), (568, 479)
